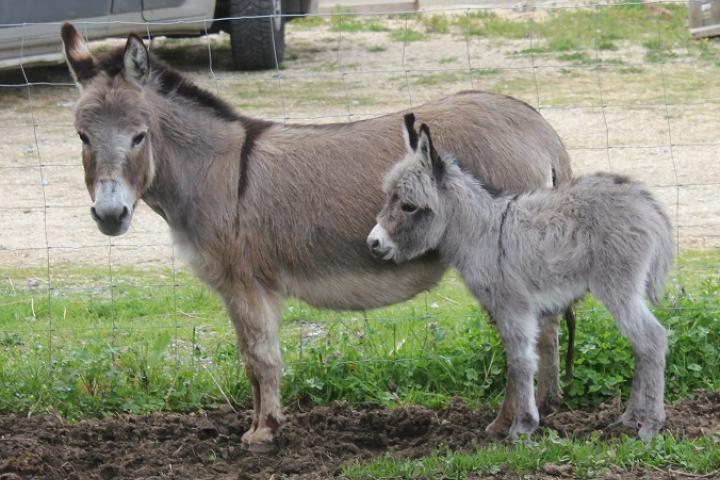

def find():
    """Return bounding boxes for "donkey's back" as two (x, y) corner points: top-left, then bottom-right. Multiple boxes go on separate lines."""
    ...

(247, 91), (571, 309)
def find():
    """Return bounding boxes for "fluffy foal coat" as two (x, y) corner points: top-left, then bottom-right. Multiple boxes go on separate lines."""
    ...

(369, 115), (673, 440)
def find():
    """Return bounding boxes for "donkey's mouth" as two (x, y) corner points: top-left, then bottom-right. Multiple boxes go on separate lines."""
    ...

(91, 206), (132, 236)
(369, 245), (395, 262)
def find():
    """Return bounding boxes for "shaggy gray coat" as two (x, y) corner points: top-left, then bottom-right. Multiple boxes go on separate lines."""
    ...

(369, 116), (673, 440)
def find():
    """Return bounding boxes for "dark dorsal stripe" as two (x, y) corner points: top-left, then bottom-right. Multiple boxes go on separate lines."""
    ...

(238, 117), (273, 197)
(155, 66), (241, 122)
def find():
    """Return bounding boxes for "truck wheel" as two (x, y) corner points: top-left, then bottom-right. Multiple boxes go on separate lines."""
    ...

(227, 0), (284, 70)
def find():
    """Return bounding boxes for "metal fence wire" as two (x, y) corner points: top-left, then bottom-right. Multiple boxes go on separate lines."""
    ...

(0, 1), (719, 404)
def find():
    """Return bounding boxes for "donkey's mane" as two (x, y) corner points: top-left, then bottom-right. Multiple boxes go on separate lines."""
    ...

(93, 45), (274, 197)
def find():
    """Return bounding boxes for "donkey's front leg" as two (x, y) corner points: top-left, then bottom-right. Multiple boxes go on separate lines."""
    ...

(224, 286), (285, 452)
(496, 312), (540, 441)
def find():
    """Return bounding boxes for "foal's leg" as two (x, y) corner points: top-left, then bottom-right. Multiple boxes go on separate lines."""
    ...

(536, 313), (562, 416)
(486, 372), (515, 438)
(224, 286), (285, 451)
(603, 294), (667, 440)
(495, 311), (540, 441)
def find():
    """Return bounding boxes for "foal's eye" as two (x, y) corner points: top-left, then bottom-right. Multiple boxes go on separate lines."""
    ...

(78, 132), (90, 146)
(131, 132), (146, 147)
(401, 203), (418, 214)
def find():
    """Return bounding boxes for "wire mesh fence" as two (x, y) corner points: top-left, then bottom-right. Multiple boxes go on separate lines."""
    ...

(0, 1), (719, 412)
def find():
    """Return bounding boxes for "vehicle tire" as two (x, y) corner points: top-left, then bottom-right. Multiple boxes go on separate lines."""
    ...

(227, 0), (285, 70)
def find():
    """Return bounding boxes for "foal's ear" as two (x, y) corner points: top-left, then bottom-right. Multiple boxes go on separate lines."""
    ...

(418, 123), (444, 181)
(402, 113), (418, 152)
(123, 34), (150, 90)
(61, 23), (97, 88)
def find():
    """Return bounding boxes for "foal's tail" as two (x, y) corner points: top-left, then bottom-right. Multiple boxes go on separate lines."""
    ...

(563, 306), (576, 382)
(645, 193), (674, 305)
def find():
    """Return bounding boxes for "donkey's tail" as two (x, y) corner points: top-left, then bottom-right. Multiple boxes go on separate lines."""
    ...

(645, 195), (674, 305)
(563, 305), (576, 382)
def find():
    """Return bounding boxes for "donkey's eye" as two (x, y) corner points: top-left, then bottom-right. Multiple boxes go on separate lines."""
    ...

(131, 132), (146, 147)
(78, 132), (90, 146)
(401, 203), (418, 214)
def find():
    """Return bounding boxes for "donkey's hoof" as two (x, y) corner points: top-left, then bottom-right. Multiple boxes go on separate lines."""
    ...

(485, 418), (511, 439)
(537, 395), (562, 417)
(638, 419), (664, 441)
(241, 426), (276, 453)
(602, 418), (639, 439)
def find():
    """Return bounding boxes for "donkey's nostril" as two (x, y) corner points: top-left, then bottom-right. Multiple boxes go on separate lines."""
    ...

(370, 238), (380, 249)
(90, 206), (100, 221)
(119, 206), (129, 220)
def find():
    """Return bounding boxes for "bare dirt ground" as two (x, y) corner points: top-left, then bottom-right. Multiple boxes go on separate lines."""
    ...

(1, 391), (720, 480)
(0, 11), (718, 272)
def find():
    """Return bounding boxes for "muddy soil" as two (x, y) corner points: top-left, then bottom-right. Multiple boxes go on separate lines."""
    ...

(2, 392), (720, 480)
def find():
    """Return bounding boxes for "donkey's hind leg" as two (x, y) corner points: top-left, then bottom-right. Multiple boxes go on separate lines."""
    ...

(536, 313), (562, 416)
(603, 293), (667, 440)
(224, 286), (285, 452)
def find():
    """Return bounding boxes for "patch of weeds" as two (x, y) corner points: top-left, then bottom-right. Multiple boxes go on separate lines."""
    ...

(330, 15), (390, 33)
(454, 15), (485, 36)
(439, 56), (459, 64)
(453, 11), (530, 38)
(367, 45), (386, 53)
(557, 52), (594, 64)
(413, 71), (468, 86)
(343, 433), (720, 479)
(290, 15), (326, 29)
(696, 38), (720, 66)
(597, 36), (619, 51)
(472, 68), (500, 76)
(618, 66), (645, 74)
(285, 51), (300, 61)
(644, 39), (677, 63)
(389, 28), (428, 43)
(420, 14), (450, 34)
(548, 36), (580, 52)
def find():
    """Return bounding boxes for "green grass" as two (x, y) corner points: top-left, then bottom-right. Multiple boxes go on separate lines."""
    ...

(421, 14), (451, 34)
(2, 252), (719, 477)
(330, 15), (390, 33)
(389, 28), (428, 43)
(1, 250), (720, 419)
(343, 432), (720, 478)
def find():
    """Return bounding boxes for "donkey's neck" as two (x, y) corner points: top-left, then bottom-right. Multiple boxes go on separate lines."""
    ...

(140, 84), (251, 233)
(439, 165), (511, 277)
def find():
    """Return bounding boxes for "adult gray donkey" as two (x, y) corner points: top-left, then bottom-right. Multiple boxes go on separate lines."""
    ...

(369, 115), (672, 441)
(62, 24), (573, 450)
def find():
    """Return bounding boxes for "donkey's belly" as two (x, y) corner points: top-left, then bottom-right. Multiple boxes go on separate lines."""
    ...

(285, 259), (447, 310)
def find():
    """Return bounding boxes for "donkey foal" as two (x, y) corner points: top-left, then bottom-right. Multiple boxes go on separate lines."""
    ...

(368, 115), (673, 441)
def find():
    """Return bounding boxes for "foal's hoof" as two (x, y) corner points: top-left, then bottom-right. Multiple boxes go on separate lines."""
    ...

(241, 426), (277, 453)
(485, 418), (511, 439)
(602, 418), (639, 439)
(638, 420), (664, 441)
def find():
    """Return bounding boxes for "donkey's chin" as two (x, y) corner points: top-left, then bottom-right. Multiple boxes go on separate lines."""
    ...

(94, 214), (132, 236)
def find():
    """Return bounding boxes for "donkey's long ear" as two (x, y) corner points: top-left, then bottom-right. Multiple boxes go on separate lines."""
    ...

(402, 113), (418, 152)
(61, 23), (97, 87)
(123, 34), (150, 90)
(418, 123), (444, 181)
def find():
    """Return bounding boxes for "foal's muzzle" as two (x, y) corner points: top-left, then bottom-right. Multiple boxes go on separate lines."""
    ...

(367, 224), (396, 261)
(91, 180), (134, 236)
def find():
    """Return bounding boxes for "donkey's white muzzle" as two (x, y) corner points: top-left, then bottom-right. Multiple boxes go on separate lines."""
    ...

(91, 180), (134, 236)
(367, 224), (397, 261)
